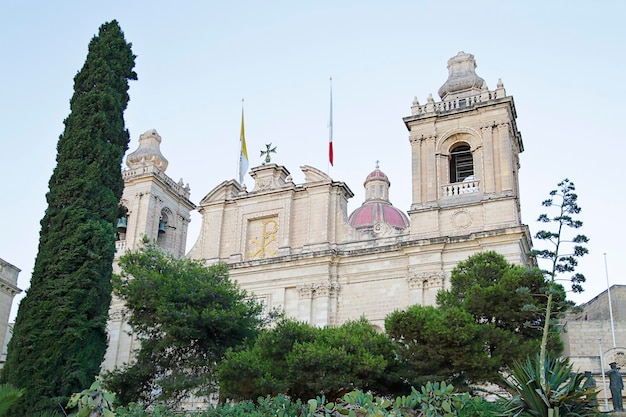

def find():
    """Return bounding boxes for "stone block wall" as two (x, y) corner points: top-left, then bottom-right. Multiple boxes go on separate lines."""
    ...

(0, 258), (21, 367)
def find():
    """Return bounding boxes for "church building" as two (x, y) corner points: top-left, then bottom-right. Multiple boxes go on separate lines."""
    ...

(103, 51), (533, 370)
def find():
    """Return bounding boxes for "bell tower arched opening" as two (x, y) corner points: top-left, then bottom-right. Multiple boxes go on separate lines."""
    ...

(449, 144), (473, 183)
(156, 209), (170, 249)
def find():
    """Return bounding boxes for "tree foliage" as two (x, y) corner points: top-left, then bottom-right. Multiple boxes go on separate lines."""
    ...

(217, 318), (402, 402)
(532, 178), (588, 389)
(437, 251), (569, 371)
(104, 241), (263, 406)
(1, 20), (136, 415)
(385, 305), (489, 388)
(533, 179), (588, 293)
(387, 252), (569, 388)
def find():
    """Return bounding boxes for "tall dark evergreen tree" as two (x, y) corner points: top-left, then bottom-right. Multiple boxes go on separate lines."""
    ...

(1, 20), (136, 415)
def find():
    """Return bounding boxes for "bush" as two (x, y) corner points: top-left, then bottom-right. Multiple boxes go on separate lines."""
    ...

(116, 383), (505, 417)
(218, 318), (402, 401)
(502, 355), (599, 417)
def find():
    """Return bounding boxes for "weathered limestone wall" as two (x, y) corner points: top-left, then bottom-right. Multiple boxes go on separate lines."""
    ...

(561, 286), (626, 411)
(0, 258), (21, 367)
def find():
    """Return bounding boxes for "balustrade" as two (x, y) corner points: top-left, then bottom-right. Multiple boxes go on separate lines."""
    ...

(122, 164), (191, 199)
(441, 179), (480, 197)
(411, 88), (504, 117)
(115, 239), (126, 253)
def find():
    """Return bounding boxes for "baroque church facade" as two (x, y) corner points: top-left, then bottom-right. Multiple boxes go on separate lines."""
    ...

(103, 52), (533, 371)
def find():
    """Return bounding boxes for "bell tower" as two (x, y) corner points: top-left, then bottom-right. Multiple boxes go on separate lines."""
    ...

(403, 52), (531, 261)
(103, 129), (195, 370)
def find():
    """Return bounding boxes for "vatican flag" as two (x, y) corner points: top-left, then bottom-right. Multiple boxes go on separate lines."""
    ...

(239, 104), (249, 184)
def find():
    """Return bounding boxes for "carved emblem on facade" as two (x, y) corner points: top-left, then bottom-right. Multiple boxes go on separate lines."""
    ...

(372, 222), (394, 236)
(452, 209), (472, 229)
(249, 218), (279, 259)
(611, 351), (626, 369)
(256, 178), (274, 191)
(406, 272), (445, 289)
(297, 282), (340, 299)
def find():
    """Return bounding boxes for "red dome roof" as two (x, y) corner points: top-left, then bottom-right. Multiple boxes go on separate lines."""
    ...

(364, 168), (390, 185)
(348, 202), (409, 231)
(349, 163), (409, 232)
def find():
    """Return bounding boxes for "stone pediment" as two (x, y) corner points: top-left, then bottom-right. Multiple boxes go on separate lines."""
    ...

(301, 165), (331, 183)
(198, 180), (244, 205)
(249, 164), (292, 192)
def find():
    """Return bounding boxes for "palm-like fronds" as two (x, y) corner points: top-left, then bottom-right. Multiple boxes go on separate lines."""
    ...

(503, 355), (599, 417)
(0, 384), (24, 416)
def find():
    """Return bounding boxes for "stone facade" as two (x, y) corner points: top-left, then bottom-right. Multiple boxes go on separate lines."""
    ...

(561, 285), (626, 411)
(186, 51), (532, 330)
(103, 129), (195, 370)
(0, 258), (21, 367)
(103, 52), (534, 372)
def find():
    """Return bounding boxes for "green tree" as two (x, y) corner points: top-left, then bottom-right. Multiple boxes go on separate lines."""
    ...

(437, 251), (569, 379)
(1, 21), (136, 415)
(533, 179), (588, 390)
(104, 241), (263, 406)
(217, 318), (402, 401)
(389, 252), (570, 389)
(217, 319), (317, 401)
(385, 305), (489, 388)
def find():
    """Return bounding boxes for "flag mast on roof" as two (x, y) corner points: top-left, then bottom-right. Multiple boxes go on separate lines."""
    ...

(328, 77), (334, 171)
(238, 98), (249, 185)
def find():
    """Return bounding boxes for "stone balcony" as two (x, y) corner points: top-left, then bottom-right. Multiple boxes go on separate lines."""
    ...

(115, 239), (127, 254)
(441, 179), (480, 197)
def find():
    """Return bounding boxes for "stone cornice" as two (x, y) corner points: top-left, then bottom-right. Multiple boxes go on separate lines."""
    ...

(0, 278), (21, 296)
(228, 225), (531, 269)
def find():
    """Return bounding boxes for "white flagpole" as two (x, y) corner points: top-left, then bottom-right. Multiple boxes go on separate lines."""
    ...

(604, 253), (617, 348)
(328, 77), (333, 173)
(599, 337), (609, 411)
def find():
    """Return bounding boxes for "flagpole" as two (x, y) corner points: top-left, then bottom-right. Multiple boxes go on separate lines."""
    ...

(237, 98), (243, 182)
(238, 98), (249, 186)
(599, 337), (609, 411)
(328, 76), (333, 174)
(604, 253), (617, 348)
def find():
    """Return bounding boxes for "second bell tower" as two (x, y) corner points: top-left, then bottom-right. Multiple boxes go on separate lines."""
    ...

(404, 52), (531, 261)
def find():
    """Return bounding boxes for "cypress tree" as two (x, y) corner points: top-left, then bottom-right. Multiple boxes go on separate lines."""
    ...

(1, 20), (136, 415)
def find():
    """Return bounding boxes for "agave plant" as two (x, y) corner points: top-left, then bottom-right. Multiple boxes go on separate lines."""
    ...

(502, 355), (599, 417)
(0, 384), (24, 417)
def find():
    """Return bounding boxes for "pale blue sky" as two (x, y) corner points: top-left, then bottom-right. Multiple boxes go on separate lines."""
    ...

(2, 1), (624, 321)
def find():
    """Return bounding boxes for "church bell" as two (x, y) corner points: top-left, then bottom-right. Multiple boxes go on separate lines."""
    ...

(116, 216), (127, 233)
(158, 220), (166, 234)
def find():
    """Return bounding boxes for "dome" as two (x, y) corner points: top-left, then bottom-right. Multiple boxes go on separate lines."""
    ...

(348, 163), (409, 232)
(348, 202), (410, 232)
(364, 168), (390, 185)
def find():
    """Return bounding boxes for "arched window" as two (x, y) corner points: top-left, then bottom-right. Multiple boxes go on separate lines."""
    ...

(449, 144), (473, 183)
(157, 211), (169, 249)
(116, 205), (129, 241)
